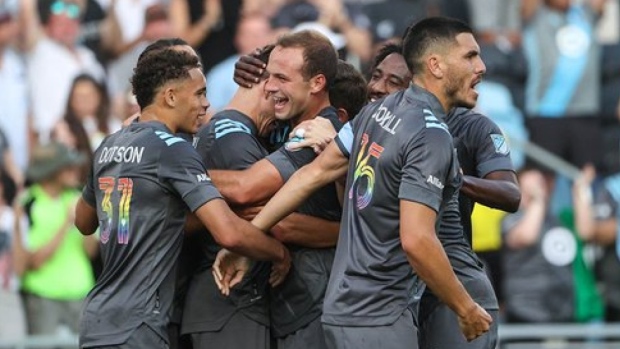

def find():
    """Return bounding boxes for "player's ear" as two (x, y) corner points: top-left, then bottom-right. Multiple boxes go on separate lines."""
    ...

(427, 54), (444, 79)
(309, 74), (326, 94)
(336, 108), (349, 124)
(164, 87), (176, 108)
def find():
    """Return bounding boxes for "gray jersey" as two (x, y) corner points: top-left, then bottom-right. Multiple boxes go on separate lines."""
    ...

(445, 107), (514, 246)
(80, 121), (221, 347)
(182, 110), (272, 333)
(265, 107), (343, 337)
(325, 85), (461, 327)
(420, 108), (506, 312)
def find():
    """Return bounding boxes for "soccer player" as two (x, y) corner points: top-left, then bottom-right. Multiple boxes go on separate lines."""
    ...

(364, 42), (519, 349)
(208, 30), (342, 349)
(218, 17), (493, 348)
(74, 46), (290, 349)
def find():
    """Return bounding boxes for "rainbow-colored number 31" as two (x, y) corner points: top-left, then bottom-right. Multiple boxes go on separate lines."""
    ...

(98, 176), (134, 244)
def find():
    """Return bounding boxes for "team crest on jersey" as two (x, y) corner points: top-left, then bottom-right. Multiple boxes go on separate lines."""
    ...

(490, 134), (510, 155)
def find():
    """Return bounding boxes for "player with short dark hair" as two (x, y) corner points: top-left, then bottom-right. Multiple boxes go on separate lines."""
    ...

(222, 17), (493, 349)
(329, 60), (367, 122)
(75, 46), (290, 349)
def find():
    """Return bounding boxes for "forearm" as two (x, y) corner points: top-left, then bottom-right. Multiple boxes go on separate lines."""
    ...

(404, 233), (476, 318)
(29, 223), (70, 269)
(506, 201), (545, 248)
(223, 221), (288, 262)
(210, 170), (278, 206)
(182, 15), (217, 47)
(271, 213), (339, 248)
(253, 164), (332, 232)
(461, 175), (520, 212)
(572, 185), (596, 241)
(339, 21), (372, 62)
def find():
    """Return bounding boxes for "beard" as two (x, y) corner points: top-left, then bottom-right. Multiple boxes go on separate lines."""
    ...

(444, 74), (475, 110)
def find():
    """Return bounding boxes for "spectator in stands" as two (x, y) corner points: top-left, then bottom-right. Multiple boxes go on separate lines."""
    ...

(52, 74), (117, 185)
(521, 0), (607, 183)
(17, 142), (98, 336)
(206, 12), (274, 112)
(0, 0), (31, 173)
(502, 168), (576, 323)
(271, 0), (372, 62)
(573, 164), (620, 321)
(0, 128), (24, 202)
(0, 175), (27, 341)
(106, 1), (173, 119)
(26, 0), (105, 143)
(169, 0), (241, 73)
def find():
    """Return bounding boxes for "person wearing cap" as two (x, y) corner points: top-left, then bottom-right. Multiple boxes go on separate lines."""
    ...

(15, 142), (98, 337)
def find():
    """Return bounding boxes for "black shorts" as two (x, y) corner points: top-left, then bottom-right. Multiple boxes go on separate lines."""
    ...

(277, 317), (327, 349)
(190, 311), (270, 349)
(525, 116), (601, 171)
(85, 323), (168, 349)
(323, 309), (418, 349)
(418, 302), (498, 349)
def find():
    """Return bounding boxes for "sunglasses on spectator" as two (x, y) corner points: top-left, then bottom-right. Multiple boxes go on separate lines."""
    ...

(51, 1), (80, 19)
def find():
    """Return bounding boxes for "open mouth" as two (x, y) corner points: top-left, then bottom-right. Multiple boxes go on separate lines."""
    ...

(273, 96), (288, 111)
(369, 92), (386, 103)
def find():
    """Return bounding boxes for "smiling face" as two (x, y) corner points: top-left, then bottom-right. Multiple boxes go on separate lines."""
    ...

(367, 52), (411, 102)
(265, 46), (315, 122)
(174, 67), (209, 134)
(441, 32), (486, 109)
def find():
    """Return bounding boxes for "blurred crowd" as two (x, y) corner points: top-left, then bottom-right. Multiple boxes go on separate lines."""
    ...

(0, 0), (620, 343)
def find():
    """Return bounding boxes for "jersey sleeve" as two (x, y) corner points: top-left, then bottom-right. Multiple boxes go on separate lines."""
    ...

(159, 142), (222, 212)
(266, 146), (315, 182)
(335, 122), (354, 158)
(399, 127), (455, 212)
(195, 121), (266, 170)
(469, 116), (515, 178)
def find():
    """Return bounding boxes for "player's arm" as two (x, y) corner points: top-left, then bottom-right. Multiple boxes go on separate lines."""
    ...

(75, 197), (99, 236)
(195, 198), (289, 263)
(271, 212), (339, 248)
(75, 164), (99, 236)
(209, 159), (284, 206)
(253, 141), (349, 232)
(461, 170), (520, 212)
(400, 200), (490, 341)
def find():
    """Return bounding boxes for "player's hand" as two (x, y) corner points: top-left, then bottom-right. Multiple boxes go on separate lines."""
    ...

(212, 249), (250, 296)
(457, 303), (492, 342)
(233, 51), (266, 88)
(287, 117), (337, 154)
(269, 247), (291, 287)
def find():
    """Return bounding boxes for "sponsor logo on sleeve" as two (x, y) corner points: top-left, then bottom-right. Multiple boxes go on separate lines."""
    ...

(426, 175), (444, 190)
(196, 173), (210, 182)
(490, 134), (510, 155)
